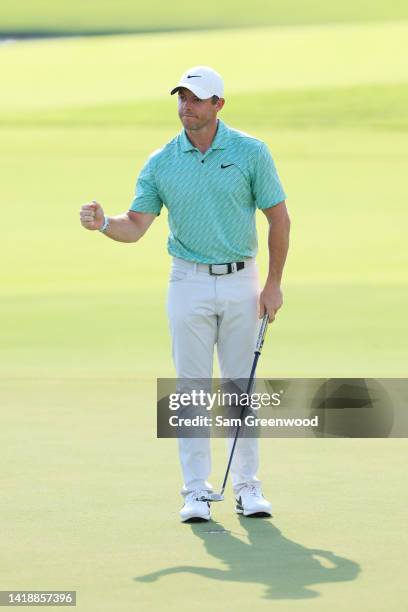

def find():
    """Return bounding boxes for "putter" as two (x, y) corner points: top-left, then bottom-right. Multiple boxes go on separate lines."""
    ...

(197, 313), (270, 503)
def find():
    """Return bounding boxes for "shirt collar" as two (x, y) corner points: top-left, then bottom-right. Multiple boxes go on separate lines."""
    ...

(180, 119), (229, 153)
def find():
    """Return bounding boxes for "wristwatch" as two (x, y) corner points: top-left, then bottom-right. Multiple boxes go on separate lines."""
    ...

(98, 215), (110, 234)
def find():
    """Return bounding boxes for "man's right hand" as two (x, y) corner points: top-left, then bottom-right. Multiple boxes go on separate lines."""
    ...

(80, 201), (105, 231)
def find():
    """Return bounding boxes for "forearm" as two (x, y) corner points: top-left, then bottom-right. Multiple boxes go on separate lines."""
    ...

(266, 213), (290, 285)
(102, 212), (149, 243)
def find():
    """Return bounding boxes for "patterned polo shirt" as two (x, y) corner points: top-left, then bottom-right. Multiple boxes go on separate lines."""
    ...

(130, 119), (286, 263)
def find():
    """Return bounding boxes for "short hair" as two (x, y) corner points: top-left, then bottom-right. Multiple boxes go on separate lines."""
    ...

(211, 95), (220, 105)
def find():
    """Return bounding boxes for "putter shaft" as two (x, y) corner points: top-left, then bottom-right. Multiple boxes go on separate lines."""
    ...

(196, 314), (270, 503)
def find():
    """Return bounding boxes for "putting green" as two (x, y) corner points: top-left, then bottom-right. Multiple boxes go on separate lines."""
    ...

(2, 379), (407, 610)
(1, 17), (407, 612)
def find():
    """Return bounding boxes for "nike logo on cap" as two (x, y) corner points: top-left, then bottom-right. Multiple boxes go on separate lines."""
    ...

(187, 75), (202, 78)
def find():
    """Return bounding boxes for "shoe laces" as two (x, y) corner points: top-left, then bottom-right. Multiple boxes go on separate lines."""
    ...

(186, 489), (209, 502)
(245, 483), (262, 497)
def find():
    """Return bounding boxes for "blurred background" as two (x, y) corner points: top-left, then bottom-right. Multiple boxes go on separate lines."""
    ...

(1, 2), (407, 379)
(1, 2), (407, 611)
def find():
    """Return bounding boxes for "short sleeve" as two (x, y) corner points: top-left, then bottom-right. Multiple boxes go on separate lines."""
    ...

(129, 156), (163, 215)
(252, 142), (287, 209)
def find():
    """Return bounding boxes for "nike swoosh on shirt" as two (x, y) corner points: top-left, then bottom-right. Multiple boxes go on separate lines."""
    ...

(221, 164), (234, 169)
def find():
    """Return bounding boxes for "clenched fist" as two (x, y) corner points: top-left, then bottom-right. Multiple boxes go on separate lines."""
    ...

(80, 201), (105, 231)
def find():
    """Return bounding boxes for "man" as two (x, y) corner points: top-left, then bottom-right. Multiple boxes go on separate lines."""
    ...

(80, 66), (290, 523)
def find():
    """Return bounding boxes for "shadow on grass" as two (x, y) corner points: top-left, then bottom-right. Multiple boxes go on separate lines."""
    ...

(134, 517), (360, 599)
(0, 24), (245, 41)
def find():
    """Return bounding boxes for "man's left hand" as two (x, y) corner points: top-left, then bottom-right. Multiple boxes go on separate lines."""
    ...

(259, 282), (283, 322)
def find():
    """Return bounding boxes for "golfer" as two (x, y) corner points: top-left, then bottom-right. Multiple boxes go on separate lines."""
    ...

(80, 66), (290, 522)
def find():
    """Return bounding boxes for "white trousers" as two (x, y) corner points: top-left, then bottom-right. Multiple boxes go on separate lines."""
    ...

(166, 256), (262, 496)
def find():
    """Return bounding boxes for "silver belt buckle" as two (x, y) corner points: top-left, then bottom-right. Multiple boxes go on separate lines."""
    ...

(209, 264), (229, 275)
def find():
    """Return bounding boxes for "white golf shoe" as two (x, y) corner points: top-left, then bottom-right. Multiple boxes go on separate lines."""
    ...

(180, 490), (211, 523)
(235, 483), (272, 517)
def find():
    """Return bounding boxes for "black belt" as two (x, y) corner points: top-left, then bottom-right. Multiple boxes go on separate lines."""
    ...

(208, 262), (245, 276)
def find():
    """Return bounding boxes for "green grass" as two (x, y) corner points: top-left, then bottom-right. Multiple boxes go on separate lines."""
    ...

(2, 22), (408, 114)
(1, 0), (408, 34)
(1, 380), (407, 610)
(1, 17), (408, 612)
(2, 83), (408, 130)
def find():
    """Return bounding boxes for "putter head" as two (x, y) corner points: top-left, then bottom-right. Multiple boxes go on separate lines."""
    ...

(196, 492), (225, 503)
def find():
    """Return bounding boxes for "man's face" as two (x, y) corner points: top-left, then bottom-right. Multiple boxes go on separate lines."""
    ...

(177, 87), (221, 131)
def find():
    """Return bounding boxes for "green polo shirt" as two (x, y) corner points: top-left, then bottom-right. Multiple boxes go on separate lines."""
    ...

(130, 119), (286, 264)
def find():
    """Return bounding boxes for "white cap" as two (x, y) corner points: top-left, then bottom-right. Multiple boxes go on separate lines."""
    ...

(170, 65), (224, 100)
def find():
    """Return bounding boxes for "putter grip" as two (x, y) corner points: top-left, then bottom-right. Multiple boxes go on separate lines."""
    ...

(255, 314), (269, 352)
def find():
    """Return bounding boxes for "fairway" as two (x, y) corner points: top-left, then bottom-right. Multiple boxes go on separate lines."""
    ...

(1, 11), (408, 612)
(1, 0), (408, 34)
